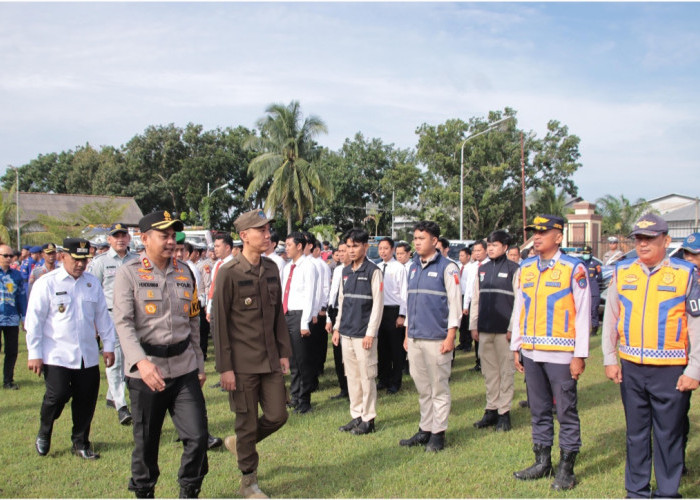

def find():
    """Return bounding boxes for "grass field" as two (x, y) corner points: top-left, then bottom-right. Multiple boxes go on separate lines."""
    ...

(2, 333), (700, 498)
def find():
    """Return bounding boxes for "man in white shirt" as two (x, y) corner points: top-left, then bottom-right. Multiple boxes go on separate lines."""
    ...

(376, 237), (408, 394)
(464, 240), (490, 372)
(282, 232), (318, 414)
(206, 233), (234, 320)
(26, 238), (115, 459)
(304, 233), (330, 382)
(263, 230), (286, 280)
(325, 242), (350, 399)
(455, 246), (473, 352)
(396, 242), (413, 274)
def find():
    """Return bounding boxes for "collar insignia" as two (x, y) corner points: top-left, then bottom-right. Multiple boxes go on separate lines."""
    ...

(142, 257), (152, 269)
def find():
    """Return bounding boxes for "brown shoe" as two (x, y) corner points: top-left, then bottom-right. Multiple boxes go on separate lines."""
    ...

(240, 471), (268, 499)
(224, 435), (237, 458)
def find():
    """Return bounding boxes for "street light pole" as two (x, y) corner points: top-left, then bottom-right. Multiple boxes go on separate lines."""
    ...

(206, 180), (231, 229)
(459, 116), (514, 240)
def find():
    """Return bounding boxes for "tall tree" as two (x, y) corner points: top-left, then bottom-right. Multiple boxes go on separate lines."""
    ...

(245, 101), (330, 232)
(528, 185), (571, 218)
(416, 108), (582, 241)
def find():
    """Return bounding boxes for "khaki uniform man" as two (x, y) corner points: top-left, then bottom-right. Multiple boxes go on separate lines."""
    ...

(212, 210), (292, 499)
(113, 211), (208, 499)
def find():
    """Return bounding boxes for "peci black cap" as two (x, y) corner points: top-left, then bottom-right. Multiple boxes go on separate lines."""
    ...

(525, 214), (566, 232)
(62, 238), (91, 260)
(139, 211), (184, 233)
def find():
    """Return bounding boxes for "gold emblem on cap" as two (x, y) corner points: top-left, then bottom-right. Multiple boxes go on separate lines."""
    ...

(115, 224), (123, 230)
(79, 241), (87, 248)
(533, 216), (549, 225)
(689, 235), (696, 243)
(636, 220), (655, 229)
(164, 211), (172, 221)
(244, 297), (252, 306)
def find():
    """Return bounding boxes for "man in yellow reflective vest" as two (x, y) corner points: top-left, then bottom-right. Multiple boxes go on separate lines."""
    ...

(603, 214), (700, 498)
(510, 214), (590, 491)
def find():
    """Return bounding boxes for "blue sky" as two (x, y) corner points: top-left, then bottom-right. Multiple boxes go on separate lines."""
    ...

(1, 2), (699, 204)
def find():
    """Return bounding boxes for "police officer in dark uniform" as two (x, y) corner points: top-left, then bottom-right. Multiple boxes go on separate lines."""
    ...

(581, 246), (602, 335)
(113, 211), (208, 499)
(211, 210), (292, 499)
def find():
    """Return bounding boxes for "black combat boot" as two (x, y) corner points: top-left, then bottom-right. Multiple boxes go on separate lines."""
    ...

(425, 431), (445, 452)
(134, 489), (155, 499)
(179, 485), (200, 498)
(473, 409), (498, 429)
(399, 428), (431, 447)
(513, 444), (554, 480)
(494, 411), (512, 432)
(551, 449), (578, 490)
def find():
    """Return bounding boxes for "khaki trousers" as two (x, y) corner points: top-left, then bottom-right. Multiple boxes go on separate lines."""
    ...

(407, 338), (452, 433)
(341, 335), (378, 422)
(478, 333), (515, 414)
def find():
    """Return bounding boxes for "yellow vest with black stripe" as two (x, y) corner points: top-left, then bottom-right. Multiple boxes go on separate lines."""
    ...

(615, 257), (693, 366)
(519, 254), (583, 352)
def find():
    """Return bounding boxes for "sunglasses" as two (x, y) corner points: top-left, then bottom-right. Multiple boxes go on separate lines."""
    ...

(0, 254), (13, 258)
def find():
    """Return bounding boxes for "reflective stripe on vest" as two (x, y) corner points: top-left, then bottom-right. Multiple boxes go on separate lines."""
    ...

(406, 254), (451, 340)
(519, 255), (578, 352)
(616, 258), (692, 366)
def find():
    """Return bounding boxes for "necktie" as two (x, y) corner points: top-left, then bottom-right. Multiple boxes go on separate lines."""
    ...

(460, 264), (465, 277)
(208, 260), (223, 300)
(283, 263), (296, 314)
(382, 263), (387, 280)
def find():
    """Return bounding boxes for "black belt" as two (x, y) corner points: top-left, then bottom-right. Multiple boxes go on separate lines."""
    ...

(384, 305), (401, 309)
(141, 338), (190, 358)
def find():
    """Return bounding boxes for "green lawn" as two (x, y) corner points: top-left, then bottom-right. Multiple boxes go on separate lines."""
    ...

(2, 333), (700, 498)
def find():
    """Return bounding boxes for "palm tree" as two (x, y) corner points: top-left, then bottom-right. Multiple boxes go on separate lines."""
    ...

(245, 101), (330, 232)
(528, 185), (570, 218)
(596, 194), (653, 237)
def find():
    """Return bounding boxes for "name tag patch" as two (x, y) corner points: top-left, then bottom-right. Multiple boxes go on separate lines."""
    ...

(428, 272), (438, 278)
(358, 276), (368, 281)
(545, 281), (561, 288)
(498, 272), (508, 278)
(621, 284), (637, 290)
(658, 285), (677, 293)
(523, 282), (535, 289)
(138, 282), (159, 288)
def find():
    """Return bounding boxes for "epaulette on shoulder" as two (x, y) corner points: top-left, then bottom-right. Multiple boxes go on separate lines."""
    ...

(668, 257), (694, 272)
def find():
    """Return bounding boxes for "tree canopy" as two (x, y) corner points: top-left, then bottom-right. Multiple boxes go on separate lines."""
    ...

(2, 104), (585, 243)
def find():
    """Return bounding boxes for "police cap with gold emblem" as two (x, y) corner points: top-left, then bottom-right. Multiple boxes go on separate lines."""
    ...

(234, 209), (274, 232)
(42, 243), (57, 254)
(629, 213), (668, 238)
(525, 214), (566, 232)
(681, 232), (700, 255)
(139, 211), (184, 233)
(63, 238), (91, 260)
(108, 222), (129, 236)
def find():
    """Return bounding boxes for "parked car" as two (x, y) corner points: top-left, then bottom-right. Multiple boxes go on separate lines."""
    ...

(448, 240), (475, 261)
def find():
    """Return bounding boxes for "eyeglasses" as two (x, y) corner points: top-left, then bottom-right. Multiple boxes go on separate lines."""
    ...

(0, 254), (13, 258)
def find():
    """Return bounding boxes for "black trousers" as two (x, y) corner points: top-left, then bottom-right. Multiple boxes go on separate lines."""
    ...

(1, 325), (19, 384)
(286, 310), (316, 404)
(39, 363), (100, 449)
(199, 303), (209, 360)
(127, 370), (209, 492)
(458, 314), (472, 350)
(310, 313), (328, 376)
(523, 356), (581, 452)
(620, 360), (688, 498)
(327, 307), (347, 395)
(377, 306), (404, 389)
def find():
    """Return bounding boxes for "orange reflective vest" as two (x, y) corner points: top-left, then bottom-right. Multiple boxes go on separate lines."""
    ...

(615, 258), (693, 366)
(519, 255), (583, 352)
